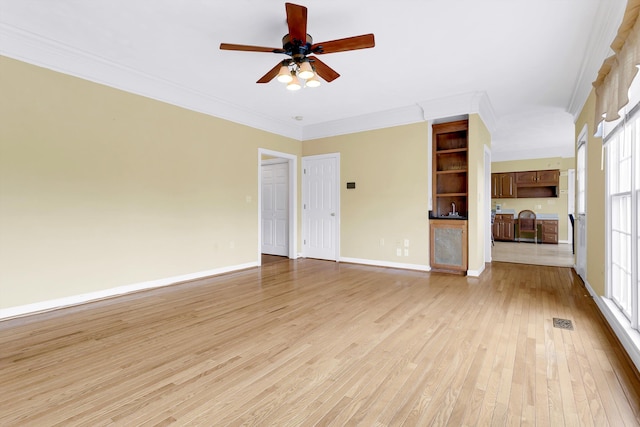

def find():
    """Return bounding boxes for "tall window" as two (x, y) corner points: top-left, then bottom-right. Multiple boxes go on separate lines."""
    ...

(606, 116), (635, 321)
(605, 95), (639, 329)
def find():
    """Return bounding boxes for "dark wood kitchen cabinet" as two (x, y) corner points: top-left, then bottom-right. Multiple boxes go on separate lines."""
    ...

(514, 169), (560, 198)
(491, 172), (516, 198)
(492, 213), (515, 241)
(540, 219), (559, 244)
(515, 170), (559, 186)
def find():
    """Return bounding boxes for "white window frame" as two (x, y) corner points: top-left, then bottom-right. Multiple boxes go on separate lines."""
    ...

(604, 75), (640, 333)
(605, 123), (636, 325)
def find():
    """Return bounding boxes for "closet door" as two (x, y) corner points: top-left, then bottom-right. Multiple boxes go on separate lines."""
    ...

(261, 162), (289, 256)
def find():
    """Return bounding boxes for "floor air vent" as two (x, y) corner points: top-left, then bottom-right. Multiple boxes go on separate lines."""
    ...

(553, 318), (574, 330)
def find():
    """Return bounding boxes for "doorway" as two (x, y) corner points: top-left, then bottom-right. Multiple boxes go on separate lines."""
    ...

(575, 125), (588, 280)
(258, 149), (297, 264)
(261, 160), (289, 256)
(484, 146), (492, 263)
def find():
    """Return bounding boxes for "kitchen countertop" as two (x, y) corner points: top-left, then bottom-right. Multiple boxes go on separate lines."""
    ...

(429, 213), (467, 220)
(492, 210), (559, 220)
(535, 213), (559, 220)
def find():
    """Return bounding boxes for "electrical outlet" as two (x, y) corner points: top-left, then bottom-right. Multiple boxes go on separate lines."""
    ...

(396, 248), (402, 256)
(404, 248), (409, 256)
(404, 239), (409, 247)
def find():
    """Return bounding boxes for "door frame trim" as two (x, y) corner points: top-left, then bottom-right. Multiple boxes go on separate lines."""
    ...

(302, 153), (341, 261)
(258, 149), (297, 264)
(484, 145), (492, 264)
(575, 124), (588, 281)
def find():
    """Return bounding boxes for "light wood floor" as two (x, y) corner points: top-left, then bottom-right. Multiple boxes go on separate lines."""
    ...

(492, 241), (574, 267)
(1, 259), (639, 426)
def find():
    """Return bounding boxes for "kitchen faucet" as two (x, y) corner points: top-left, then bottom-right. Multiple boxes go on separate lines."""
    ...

(451, 202), (457, 215)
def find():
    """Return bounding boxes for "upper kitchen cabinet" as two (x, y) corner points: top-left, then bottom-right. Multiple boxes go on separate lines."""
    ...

(491, 169), (559, 199)
(491, 172), (516, 198)
(511, 169), (560, 198)
(515, 170), (559, 186)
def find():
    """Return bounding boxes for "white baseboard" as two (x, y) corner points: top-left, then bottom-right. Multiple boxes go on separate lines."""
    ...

(582, 278), (640, 373)
(339, 257), (430, 272)
(0, 262), (258, 321)
(467, 263), (485, 277)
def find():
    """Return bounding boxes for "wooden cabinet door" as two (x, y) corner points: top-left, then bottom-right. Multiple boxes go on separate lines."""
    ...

(516, 171), (537, 184)
(499, 173), (516, 198)
(493, 214), (514, 241)
(541, 220), (558, 244)
(491, 173), (500, 198)
(492, 221), (500, 239)
(498, 219), (514, 241)
(503, 220), (514, 240)
(491, 173), (516, 198)
(537, 170), (559, 185)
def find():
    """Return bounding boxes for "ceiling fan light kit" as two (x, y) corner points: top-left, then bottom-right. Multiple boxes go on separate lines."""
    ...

(220, 2), (375, 90)
(287, 74), (302, 91)
(276, 64), (294, 83)
(298, 61), (314, 80)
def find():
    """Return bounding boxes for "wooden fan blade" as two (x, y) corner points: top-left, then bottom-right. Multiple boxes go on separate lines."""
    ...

(257, 62), (285, 83)
(220, 43), (285, 54)
(285, 3), (307, 44)
(311, 34), (375, 54)
(308, 56), (340, 82)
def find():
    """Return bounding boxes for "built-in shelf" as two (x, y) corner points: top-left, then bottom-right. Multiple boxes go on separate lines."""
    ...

(436, 169), (467, 175)
(430, 119), (468, 274)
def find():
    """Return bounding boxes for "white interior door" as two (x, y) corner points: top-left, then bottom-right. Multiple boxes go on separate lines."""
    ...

(576, 130), (587, 280)
(302, 154), (339, 261)
(261, 161), (289, 256)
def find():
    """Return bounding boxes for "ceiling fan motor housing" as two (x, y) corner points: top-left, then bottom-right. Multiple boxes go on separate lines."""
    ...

(282, 34), (314, 61)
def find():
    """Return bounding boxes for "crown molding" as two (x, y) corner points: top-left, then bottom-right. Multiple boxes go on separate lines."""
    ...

(567, 0), (627, 119)
(418, 91), (497, 134)
(0, 23), (303, 141)
(301, 104), (425, 140)
(1, 23), (500, 142)
(302, 91), (498, 140)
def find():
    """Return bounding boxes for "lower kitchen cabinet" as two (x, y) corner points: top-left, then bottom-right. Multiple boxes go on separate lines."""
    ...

(492, 214), (515, 241)
(540, 220), (558, 244)
(430, 219), (467, 275)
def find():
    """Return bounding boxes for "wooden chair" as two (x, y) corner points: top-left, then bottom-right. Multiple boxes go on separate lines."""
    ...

(518, 210), (537, 243)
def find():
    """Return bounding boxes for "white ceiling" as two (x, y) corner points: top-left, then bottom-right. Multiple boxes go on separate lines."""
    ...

(0, 0), (627, 161)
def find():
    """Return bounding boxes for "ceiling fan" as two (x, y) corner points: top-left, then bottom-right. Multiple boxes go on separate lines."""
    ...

(219, 2), (375, 90)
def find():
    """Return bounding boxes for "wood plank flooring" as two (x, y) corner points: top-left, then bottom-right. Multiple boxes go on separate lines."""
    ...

(492, 242), (574, 267)
(1, 259), (639, 426)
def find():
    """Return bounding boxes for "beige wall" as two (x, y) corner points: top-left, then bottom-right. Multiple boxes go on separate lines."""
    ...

(0, 56), (301, 309)
(302, 124), (430, 266)
(491, 157), (574, 242)
(574, 90), (606, 295)
(0, 55), (499, 311)
(468, 114), (492, 272)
